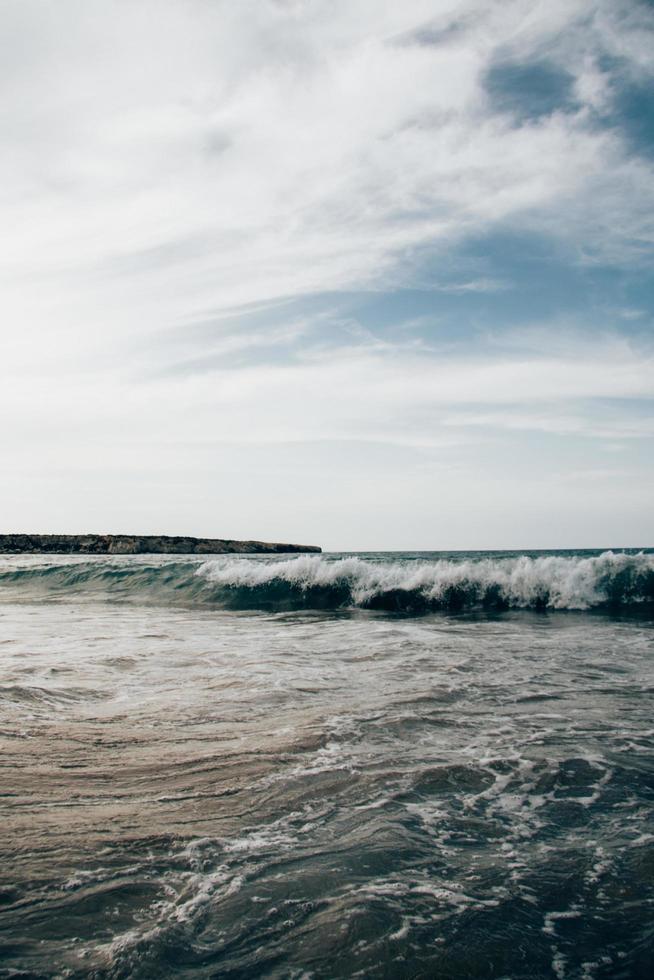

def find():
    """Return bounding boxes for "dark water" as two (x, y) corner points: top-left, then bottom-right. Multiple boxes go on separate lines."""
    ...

(1, 550), (653, 979)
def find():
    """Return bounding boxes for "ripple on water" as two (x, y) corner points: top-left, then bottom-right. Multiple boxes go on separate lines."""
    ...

(0, 588), (652, 978)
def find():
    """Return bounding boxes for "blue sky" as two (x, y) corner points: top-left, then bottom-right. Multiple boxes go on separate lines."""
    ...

(1, 0), (653, 549)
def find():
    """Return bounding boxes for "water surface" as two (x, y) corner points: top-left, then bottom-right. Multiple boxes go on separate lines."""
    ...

(1, 550), (653, 978)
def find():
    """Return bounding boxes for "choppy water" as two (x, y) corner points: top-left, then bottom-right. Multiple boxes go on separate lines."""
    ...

(1, 550), (653, 979)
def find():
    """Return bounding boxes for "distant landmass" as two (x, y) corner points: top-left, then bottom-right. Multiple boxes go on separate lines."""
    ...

(0, 534), (321, 555)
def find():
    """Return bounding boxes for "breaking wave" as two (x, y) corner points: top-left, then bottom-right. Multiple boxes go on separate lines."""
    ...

(197, 551), (654, 612)
(0, 551), (653, 613)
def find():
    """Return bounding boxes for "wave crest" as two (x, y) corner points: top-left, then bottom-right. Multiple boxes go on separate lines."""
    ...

(197, 551), (654, 613)
(0, 552), (652, 613)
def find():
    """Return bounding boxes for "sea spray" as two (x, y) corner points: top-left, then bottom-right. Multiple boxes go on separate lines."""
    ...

(198, 551), (654, 611)
(0, 550), (652, 612)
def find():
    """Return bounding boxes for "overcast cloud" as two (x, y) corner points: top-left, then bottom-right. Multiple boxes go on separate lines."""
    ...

(1, 0), (653, 549)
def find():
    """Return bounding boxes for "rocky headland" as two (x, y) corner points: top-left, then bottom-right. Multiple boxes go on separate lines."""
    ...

(0, 534), (321, 555)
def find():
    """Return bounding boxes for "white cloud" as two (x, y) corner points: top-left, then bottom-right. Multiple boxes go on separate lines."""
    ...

(1, 0), (652, 328)
(3, 337), (653, 451)
(0, 0), (652, 545)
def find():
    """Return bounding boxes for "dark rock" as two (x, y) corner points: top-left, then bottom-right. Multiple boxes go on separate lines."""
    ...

(0, 534), (321, 555)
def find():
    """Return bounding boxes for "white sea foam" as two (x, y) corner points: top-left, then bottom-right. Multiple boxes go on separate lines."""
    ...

(1, 550), (651, 612)
(197, 550), (654, 611)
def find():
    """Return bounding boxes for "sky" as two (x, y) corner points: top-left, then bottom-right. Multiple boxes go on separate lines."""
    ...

(1, 0), (653, 551)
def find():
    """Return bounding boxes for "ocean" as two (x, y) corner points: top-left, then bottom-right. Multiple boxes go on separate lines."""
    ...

(1, 549), (653, 979)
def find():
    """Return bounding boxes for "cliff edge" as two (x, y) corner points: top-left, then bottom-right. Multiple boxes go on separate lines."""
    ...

(0, 534), (321, 555)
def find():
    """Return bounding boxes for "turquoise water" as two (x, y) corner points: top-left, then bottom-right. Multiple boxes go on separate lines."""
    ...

(1, 550), (653, 978)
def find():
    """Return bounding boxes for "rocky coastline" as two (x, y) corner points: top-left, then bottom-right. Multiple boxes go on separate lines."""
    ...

(0, 534), (321, 555)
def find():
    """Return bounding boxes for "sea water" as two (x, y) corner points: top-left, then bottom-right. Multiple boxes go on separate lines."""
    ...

(1, 550), (653, 979)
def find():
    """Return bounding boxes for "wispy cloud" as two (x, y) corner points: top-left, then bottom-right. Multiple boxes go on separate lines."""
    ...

(1, 0), (652, 546)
